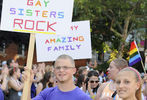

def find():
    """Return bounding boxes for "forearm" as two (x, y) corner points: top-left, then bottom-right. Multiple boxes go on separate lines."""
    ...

(1, 76), (8, 91)
(144, 82), (147, 96)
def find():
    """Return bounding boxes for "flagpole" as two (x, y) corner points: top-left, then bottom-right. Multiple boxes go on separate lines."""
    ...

(134, 40), (146, 74)
(141, 59), (146, 74)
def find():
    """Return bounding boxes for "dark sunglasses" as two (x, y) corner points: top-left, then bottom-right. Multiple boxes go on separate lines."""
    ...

(90, 80), (99, 83)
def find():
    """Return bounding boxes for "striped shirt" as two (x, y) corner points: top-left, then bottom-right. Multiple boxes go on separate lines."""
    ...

(102, 82), (122, 100)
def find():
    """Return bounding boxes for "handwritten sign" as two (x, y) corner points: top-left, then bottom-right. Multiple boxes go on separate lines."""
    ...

(36, 20), (92, 62)
(0, 0), (74, 34)
(36, 21), (92, 62)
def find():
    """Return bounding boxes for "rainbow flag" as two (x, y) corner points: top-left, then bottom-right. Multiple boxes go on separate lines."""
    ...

(129, 41), (141, 66)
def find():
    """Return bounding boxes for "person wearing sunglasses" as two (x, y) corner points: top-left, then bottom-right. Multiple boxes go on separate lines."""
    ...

(83, 70), (100, 100)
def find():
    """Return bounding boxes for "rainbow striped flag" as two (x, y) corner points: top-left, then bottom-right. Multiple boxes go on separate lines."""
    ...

(129, 41), (141, 66)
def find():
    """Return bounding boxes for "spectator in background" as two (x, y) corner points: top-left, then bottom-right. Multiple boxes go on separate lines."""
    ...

(8, 67), (24, 100)
(95, 58), (128, 100)
(45, 65), (54, 73)
(83, 70), (100, 100)
(87, 59), (97, 71)
(31, 64), (38, 98)
(98, 70), (105, 83)
(36, 72), (54, 95)
(75, 66), (88, 84)
(36, 63), (45, 80)
(77, 66), (88, 77)
(76, 74), (86, 89)
(0, 64), (9, 100)
(115, 67), (142, 100)
(2, 61), (7, 68)
(7, 59), (15, 68)
(0, 65), (9, 91)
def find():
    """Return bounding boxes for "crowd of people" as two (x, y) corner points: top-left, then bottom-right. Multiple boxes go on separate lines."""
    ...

(0, 54), (147, 100)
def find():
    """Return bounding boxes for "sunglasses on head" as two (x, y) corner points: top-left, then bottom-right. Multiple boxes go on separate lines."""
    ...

(90, 80), (99, 83)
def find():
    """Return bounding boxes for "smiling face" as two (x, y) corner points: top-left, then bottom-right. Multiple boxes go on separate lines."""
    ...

(107, 61), (120, 80)
(54, 58), (76, 83)
(89, 76), (99, 89)
(115, 71), (140, 99)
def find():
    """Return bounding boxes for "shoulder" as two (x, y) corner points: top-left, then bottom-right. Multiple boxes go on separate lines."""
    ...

(74, 87), (92, 100)
(33, 87), (57, 100)
(40, 86), (57, 95)
(37, 83), (43, 88)
(8, 78), (15, 85)
(0, 88), (4, 100)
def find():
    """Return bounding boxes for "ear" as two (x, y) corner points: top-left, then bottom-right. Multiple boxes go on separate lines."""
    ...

(136, 82), (140, 90)
(72, 68), (77, 74)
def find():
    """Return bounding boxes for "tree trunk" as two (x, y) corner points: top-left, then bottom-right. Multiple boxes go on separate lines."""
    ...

(118, 16), (131, 58)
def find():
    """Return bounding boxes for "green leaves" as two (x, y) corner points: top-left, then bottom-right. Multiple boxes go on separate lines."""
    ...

(131, 0), (138, 2)
(73, 0), (146, 59)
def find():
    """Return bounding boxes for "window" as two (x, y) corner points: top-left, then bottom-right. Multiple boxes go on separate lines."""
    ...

(0, 42), (6, 53)
(18, 44), (25, 56)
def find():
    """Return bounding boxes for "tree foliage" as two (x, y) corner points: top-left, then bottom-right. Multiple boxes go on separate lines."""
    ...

(73, 0), (146, 59)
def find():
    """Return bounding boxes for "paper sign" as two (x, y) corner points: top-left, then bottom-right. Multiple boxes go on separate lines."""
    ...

(36, 20), (92, 62)
(0, 0), (74, 34)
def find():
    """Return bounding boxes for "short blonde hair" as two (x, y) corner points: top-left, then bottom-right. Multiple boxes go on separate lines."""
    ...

(112, 58), (128, 69)
(54, 54), (75, 67)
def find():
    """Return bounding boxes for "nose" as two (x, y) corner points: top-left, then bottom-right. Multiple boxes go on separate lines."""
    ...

(118, 82), (124, 88)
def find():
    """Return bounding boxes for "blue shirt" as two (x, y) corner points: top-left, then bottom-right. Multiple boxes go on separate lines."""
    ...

(31, 83), (36, 98)
(33, 86), (92, 100)
(0, 88), (4, 100)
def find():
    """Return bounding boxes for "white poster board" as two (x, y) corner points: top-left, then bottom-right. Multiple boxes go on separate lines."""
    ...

(1, 0), (74, 34)
(36, 20), (92, 62)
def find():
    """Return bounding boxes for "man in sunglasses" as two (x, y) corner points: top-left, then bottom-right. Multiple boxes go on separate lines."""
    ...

(24, 54), (92, 100)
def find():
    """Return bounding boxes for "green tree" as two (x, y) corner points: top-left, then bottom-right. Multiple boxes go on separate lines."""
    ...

(73, 0), (146, 58)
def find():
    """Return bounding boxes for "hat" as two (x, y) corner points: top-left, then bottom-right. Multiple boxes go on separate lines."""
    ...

(2, 61), (7, 66)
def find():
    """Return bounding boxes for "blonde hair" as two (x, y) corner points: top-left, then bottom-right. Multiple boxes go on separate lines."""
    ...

(54, 54), (75, 67)
(112, 58), (128, 70)
(45, 65), (54, 73)
(119, 67), (142, 100)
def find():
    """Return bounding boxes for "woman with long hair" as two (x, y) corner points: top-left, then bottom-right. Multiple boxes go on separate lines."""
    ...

(36, 71), (54, 95)
(76, 74), (86, 89)
(8, 67), (24, 100)
(83, 70), (100, 100)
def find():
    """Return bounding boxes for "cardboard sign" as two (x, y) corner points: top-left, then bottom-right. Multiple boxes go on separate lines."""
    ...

(0, 0), (74, 34)
(36, 20), (92, 62)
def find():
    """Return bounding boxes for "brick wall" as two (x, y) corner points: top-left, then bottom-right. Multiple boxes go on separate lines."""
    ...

(0, 43), (88, 67)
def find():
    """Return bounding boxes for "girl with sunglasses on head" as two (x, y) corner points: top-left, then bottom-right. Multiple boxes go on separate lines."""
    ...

(83, 70), (100, 100)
